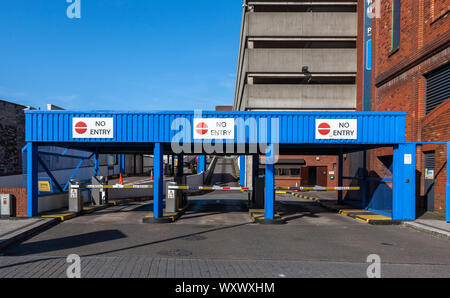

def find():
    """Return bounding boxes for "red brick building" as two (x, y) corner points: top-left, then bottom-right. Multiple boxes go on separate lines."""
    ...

(368, 0), (449, 215)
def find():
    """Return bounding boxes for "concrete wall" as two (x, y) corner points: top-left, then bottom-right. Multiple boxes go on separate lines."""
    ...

(243, 85), (357, 110)
(244, 48), (357, 73)
(0, 165), (121, 188)
(247, 12), (357, 37)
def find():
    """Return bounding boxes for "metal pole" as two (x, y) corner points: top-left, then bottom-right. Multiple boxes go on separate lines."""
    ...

(264, 151), (275, 221)
(27, 143), (38, 217)
(197, 155), (206, 174)
(338, 147), (344, 204)
(240, 155), (246, 187)
(362, 150), (367, 209)
(94, 149), (99, 177)
(153, 143), (164, 218)
(120, 154), (125, 175)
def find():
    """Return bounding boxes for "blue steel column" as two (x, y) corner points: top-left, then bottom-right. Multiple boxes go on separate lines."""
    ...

(338, 148), (344, 204)
(94, 150), (99, 177)
(251, 154), (259, 204)
(240, 155), (246, 186)
(177, 154), (184, 177)
(362, 150), (367, 209)
(153, 143), (164, 218)
(264, 151), (275, 220)
(27, 143), (38, 217)
(393, 144), (416, 220)
(447, 142), (450, 223)
(171, 155), (175, 176)
(197, 155), (206, 174)
(120, 154), (125, 175)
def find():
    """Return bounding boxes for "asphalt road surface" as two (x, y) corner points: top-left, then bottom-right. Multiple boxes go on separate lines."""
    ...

(1, 157), (449, 278)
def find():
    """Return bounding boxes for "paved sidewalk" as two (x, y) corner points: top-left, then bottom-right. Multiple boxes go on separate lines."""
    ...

(1, 255), (450, 278)
(0, 218), (58, 251)
(403, 219), (450, 240)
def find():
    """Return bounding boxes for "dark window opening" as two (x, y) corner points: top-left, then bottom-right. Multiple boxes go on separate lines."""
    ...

(392, 0), (401, 50)
(425, 63), (450, 114)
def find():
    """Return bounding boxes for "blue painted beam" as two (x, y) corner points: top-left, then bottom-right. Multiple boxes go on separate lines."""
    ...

(37, 156), (63, 193)
(240, 156), (246, 187)
(27, 143), (38, 217)
(153, 143), (164, 218)
(197, 156), (206, 174)
(447, 142), (450, 223)
(265, 149), (275, 220)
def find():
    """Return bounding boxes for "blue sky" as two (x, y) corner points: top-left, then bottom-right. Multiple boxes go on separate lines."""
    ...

(0, 0), (242, 111)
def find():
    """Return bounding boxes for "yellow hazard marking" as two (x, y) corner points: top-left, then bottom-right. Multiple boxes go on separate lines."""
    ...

(38, 181), (52, 192)
(42, 213), (77, 221)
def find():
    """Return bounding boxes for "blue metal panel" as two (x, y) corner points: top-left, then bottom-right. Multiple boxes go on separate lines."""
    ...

(27, 143), (38, 217)
(447, 142), (450, 223)
(240, 156), (246, 187)
(25, 111), (406, 145)
(154, 143), (164, 218)
(393, 144), (416, 221)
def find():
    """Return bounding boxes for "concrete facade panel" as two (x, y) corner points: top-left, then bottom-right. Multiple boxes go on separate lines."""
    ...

(244, 85), (356, 110)
(246, 49), (357, 73)
(248, 12), (358, 37)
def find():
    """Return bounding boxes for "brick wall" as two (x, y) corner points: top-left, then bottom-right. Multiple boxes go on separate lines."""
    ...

(0, 100), (26, 175)
(370, 0), (449, 215)
(0, 188), (27, 217)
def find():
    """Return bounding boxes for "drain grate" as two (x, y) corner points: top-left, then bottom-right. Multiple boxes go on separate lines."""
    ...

(158, 249), (192, 257)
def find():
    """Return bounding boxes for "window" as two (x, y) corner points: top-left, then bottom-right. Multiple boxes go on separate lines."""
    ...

(392, 0), (401, 50)
(425, 63), (450, 114)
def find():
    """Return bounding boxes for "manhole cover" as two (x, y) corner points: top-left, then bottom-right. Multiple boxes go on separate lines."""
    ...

(158, 249), (192, 257)
(182, 235), (207, 241)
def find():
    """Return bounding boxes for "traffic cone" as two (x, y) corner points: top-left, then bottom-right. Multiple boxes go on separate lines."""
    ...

(119, 174), (123, 185)
(150, 169), (154, 180)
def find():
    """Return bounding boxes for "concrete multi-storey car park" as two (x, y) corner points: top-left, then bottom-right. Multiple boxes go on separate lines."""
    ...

(234, 0), (358, 111)
(234, 0), (358, 190)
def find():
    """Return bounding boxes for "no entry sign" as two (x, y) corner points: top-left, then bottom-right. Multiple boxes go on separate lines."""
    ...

(72, 118), (114, 139)
(193, 118), (235, 140)
(315, 119), (357, 140)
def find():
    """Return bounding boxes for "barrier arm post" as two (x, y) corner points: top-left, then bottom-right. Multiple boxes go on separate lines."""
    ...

(153, 143), (164, 218)
(27, 142), (38, 217)
(447, 142), (450, 223)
